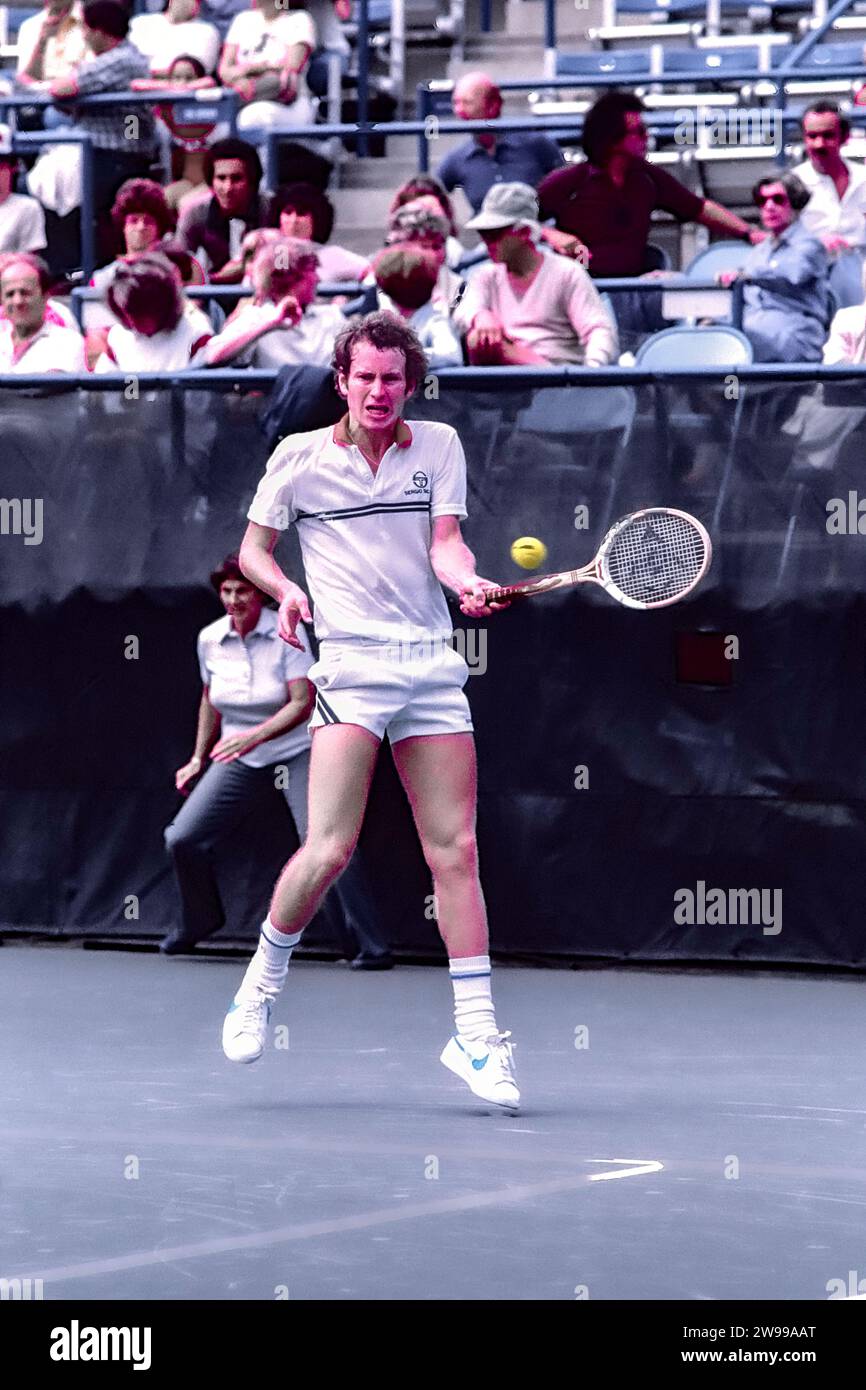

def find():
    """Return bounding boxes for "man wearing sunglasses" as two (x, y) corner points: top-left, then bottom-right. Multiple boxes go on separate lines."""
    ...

(716, 173), (831, 363)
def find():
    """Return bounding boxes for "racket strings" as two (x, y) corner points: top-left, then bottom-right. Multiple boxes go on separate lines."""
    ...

(604, 513), (707, 605)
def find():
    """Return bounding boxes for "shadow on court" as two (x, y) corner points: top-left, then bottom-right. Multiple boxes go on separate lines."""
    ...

(2, 942), (865, 1301)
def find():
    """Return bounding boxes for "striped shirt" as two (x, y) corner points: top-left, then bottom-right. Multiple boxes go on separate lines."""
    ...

(247, 415), (468, 643)
(72, 40), (157, 153)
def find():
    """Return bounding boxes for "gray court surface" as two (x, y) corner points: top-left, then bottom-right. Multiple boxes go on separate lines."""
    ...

(2, 942), (865, 1302)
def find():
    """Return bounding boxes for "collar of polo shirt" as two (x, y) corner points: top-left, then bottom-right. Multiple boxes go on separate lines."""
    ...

(218, 608), (279, 642)
(332, 413), (414, 450)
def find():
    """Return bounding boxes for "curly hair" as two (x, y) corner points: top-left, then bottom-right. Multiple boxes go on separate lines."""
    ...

(372, 245), (439, 310)
(110, 179), (174, 240)
(204, 138), (262, 192)
(250, 237), (319, 300)
(269, 182), (335, 244)
(332, 311), (428, 394)
(582, 90), (645, 167)
(389, 174), (457, 237)
(387, 206), (450, 246)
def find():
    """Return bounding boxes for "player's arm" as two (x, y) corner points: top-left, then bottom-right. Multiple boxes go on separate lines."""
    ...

(239, 521), (312, 649)
(429, 514), (508, 616)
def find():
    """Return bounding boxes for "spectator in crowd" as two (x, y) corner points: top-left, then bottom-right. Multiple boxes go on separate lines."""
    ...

(824, 262), (866, 364)
(793, 101), (866, 309)
(389, 175), (464, 268)
(41, 0), (158, 224)
(89, 178), (176, 296)
(218, 0), (317, 140)
(386, 205), (463, 314)
(178, 137), (268, 281)
(370, 245), (463, 368)
(454, 182), (617, 367)
(16, 0), (88, 91)
(0, 250), (78, 329)
(270, 181), (369, 282)
(305, 0), (351, 98)
(131, 55), (219, 211)
(537, 91), (762, 344)
(437, 72), (564, 215)
(129, 0), (221, 76)
(0, 144), (47, 254)
(716, 174), (830, 363)
(204, 236), (344, 367)
(94, 250), (213, 370)
(0, 252), (86, 371)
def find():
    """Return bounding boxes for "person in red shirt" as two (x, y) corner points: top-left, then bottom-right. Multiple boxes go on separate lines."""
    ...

(538, 91), (763, 346)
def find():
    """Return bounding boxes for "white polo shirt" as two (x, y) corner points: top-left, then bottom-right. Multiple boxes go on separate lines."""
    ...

(0, 318), (85, 372)
(129, 13), (222, 74)
(247, 415), (468, 644)
(794, 158), (866, 249)
(197, 606), (314, 768)
(0, 192), (47, 254)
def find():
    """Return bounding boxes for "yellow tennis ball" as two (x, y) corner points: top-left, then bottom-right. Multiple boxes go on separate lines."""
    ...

(510, 536), (548, 570)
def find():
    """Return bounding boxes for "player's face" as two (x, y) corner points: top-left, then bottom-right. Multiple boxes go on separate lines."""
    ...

(803, 112), (844, 170)
(220, 579), (262, 625)
(339, 343), (409, 432)
(212, 160), (252, 216)
(124, 212), (160, 253)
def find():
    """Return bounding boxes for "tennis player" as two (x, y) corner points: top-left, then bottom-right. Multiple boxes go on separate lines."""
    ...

(222, 310), (519, 1110)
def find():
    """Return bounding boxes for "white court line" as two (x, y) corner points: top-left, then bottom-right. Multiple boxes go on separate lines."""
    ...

(7, 1162), (665, 1287)
(587, 1159), (664, 1182)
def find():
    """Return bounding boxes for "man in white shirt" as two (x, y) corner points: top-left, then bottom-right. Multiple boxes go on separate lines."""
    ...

(454, 182), (618, 367)
(0, 149), (47, 255)
(0, 253), (85, 371)
(205, 237), (343, 368)
(794, 101), (866, 308)
(129, 0), (221, 75)
(219, 310), (520, 1112)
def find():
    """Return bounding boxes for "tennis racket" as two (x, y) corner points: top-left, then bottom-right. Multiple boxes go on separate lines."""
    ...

(486, 508), (712, 611)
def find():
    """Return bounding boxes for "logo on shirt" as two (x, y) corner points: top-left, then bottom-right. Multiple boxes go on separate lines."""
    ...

(404, 471), (429, 496)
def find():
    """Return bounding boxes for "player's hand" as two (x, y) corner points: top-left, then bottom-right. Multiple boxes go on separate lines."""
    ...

(277, 585), (313, 648)
(458, 577), (510, 617)
(211, 733), (257, 763)
(175, 755), (202, 794)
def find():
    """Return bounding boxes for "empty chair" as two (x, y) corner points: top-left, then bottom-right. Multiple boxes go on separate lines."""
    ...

(778, 41), (865, 70)
(635, 325), (753, 369)
(663, 48), (761, 75)
(555, 50), (653, 79)
(686, 241), (752, 280)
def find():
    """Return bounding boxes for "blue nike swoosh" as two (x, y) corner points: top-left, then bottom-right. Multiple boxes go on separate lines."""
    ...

(471, 1056), (488, 1071)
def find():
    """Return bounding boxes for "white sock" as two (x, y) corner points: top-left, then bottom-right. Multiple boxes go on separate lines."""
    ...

(238, 918), (302, 1000)
(450, 954), (497, 1042)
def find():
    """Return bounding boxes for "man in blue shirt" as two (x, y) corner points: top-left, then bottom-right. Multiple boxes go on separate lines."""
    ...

(717, 172), (831, 363)
(437, 72), (564, 215)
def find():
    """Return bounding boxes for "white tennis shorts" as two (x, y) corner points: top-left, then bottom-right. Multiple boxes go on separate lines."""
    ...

(307, 637), (473, 743)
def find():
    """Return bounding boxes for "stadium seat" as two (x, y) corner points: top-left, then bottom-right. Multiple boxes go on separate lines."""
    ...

(635, 325), (753, 369)
(663, 48), (761, 75)
(776, 41), (865, 70)
(686, 241), (752, 280)
(555, 50), (654, 80)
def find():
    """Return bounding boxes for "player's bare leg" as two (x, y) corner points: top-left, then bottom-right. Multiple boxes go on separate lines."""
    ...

(223, 724), (379, 1063)
(392, 732), (519, 1109)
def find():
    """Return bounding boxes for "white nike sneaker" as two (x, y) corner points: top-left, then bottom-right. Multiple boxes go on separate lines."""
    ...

(222, 989), (272, 1064)
(440, 1031), (520, 1110)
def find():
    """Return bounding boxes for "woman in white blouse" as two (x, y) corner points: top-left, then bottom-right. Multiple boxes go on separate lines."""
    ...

(218, 0), (317, 139)
(162, 554), (391, 965)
